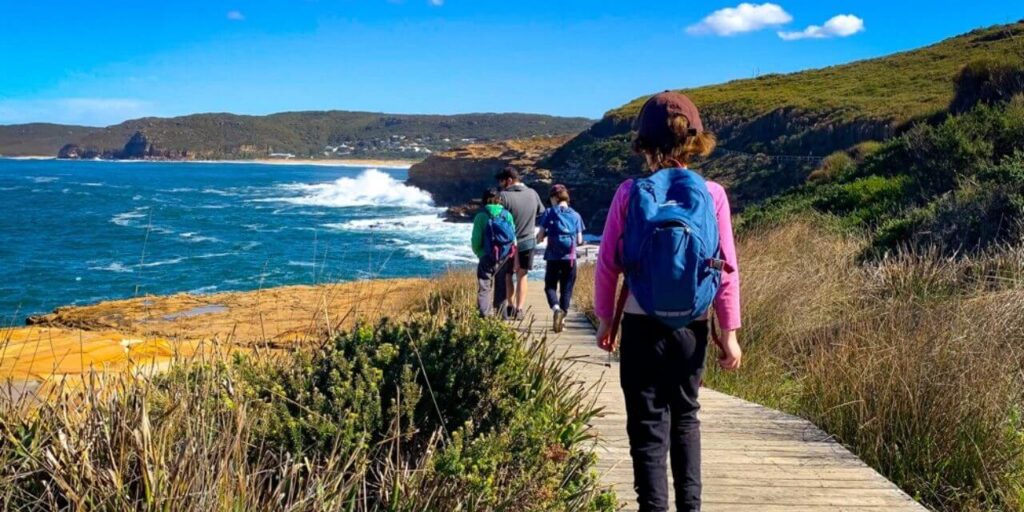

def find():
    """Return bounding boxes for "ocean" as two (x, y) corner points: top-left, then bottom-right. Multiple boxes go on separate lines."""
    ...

(0, 158), (473, 323)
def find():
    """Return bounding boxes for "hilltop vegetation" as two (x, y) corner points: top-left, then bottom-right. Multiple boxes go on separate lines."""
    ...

(745, 61), (1024, 256)
(0, 111), (592, 160)
(0, 124), (100, 157)
(612, 24), (1024, 126)
(543, 22), (1024, 228)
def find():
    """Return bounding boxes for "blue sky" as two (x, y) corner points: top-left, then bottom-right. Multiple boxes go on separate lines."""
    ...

(0, 1), (1020, 126)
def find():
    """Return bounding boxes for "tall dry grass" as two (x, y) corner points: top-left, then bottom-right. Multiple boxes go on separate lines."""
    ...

(705, 218), (1024, 511)
(572, 217), (1024, 510)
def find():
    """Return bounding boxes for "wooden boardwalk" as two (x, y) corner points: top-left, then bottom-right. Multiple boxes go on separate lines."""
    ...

(519, 286), (927, 511)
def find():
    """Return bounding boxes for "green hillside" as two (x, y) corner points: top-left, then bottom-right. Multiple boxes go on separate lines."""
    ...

(546, 21), (1024, 229)
(75, 111), (594, 159)
(611, 22), (1024, 129)
(1, 111), (593, 160)
(0, 123), (100, 156)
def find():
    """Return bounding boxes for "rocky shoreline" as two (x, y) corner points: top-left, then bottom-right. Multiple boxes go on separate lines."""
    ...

(3, 279), (426, 387)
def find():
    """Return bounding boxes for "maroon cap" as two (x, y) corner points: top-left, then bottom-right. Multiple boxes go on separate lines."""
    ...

(635, 91), (704, 140)
(549, 183), (568, 196)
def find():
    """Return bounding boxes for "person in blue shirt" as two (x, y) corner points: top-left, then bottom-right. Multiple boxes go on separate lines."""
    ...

(536, 184), (585, 332)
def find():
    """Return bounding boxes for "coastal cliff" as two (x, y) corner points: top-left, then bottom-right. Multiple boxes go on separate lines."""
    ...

(406, 136), (570, 221)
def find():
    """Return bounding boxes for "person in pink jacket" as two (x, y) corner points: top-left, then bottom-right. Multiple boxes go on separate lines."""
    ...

(593, 91), (742, 511)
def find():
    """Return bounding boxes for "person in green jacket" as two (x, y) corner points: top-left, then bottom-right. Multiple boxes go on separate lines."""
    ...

(472, 188), (516, 317)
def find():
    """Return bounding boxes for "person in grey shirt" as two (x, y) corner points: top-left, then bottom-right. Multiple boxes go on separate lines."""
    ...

(495, 167), (544, 319)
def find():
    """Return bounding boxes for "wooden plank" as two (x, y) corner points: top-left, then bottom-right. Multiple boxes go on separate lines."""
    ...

(519, 286), (926, 511)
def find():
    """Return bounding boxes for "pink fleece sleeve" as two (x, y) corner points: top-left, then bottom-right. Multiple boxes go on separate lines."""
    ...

(594, 180), (632, 320)
(707, 181), (742, 331)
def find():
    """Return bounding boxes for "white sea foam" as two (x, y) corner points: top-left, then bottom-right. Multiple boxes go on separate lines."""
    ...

(260, 169), (434, 209)
(324, 213), (475, 264)
(138, 257), (186, 268)
(194, 252), (232, 260)
(180, 232), (221, 243)
(89, 262), (135, 273)
(287, 261), (317, 268)
(324, 214), (454, 233)
(111, 208), (148, 227)
(28, 176), (58, 183)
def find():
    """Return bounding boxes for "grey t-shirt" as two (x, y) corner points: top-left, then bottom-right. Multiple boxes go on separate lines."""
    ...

(500, 183), (545, 251)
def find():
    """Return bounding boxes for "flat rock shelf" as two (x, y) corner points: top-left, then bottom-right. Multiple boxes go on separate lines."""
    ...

(519, 285), (927, 511)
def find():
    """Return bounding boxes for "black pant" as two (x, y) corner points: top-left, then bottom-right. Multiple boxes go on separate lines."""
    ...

(619, 314), (708, 512)
(543, 260), (577, 311)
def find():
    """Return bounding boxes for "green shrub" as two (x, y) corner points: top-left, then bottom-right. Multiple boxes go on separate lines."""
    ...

(951, 58), (1024, 114)
(850, 140), (883, 162)
(807, 151), (855, 183)
(812, 175), (912, 226)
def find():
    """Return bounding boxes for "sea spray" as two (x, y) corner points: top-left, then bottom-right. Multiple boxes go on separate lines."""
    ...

(261, 168), (435, 208)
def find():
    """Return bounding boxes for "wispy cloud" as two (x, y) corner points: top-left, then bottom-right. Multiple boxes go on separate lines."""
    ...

(778, 14), (865, 41)
(428, 0), (443, 5)
(227, 10), (245, 21)
(0, 98), (156, 127)
(686, 3), (792, 37)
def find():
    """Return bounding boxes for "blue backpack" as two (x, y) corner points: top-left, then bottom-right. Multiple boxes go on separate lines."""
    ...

(483, 209), (517, 264)
(543, 206), (578, 261)
(622, 168), (724, 329)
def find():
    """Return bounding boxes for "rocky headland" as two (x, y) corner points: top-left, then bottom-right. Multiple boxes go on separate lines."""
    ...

(407, 136), (571, 222)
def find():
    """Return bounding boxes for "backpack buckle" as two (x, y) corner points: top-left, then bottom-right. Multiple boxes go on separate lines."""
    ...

(707, 258), (734, 273)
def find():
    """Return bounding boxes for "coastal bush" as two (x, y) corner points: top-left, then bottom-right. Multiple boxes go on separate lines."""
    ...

(812, 175), (912, 227)
(0, 283), (614, 511)
(951, 58), (1024, 114)
(747, 100), (1024, 256)
(807, 150), (855, 183)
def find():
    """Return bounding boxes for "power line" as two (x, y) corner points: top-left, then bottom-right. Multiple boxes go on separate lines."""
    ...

(714, 147), (826, 163)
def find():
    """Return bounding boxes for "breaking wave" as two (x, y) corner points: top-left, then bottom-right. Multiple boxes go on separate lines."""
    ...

(260, 169), (435, 208)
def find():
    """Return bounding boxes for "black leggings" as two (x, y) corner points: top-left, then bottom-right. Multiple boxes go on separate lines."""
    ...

(543, 260), (576, 311)
(619, 314), (709, 512)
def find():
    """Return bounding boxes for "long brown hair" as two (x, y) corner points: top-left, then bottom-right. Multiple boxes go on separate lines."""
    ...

(632, 114), (717, 170)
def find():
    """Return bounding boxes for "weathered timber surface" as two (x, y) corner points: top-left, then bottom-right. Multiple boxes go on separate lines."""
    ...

(518, 285), (927, 511)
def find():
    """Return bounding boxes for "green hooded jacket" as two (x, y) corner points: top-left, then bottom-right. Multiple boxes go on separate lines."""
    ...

(471, 204), (515, 258)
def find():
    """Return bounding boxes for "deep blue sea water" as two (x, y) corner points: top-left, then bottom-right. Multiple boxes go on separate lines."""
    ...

(0, 159), (473, 323)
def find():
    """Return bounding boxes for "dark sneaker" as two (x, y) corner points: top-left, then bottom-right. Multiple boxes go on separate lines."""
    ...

(503, 304), (516, 321)
(556, 310), (566, 332)
(552, 309), (562, 332)
(514, 308), (525, 321)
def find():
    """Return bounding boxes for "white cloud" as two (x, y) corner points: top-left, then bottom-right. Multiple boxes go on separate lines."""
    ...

(0, 98), (156, 127)
(428, 0), (443, 5)
(778, 14), (865, 41)
(227, 10), (245, 21)
(686, 3), (792, 36)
